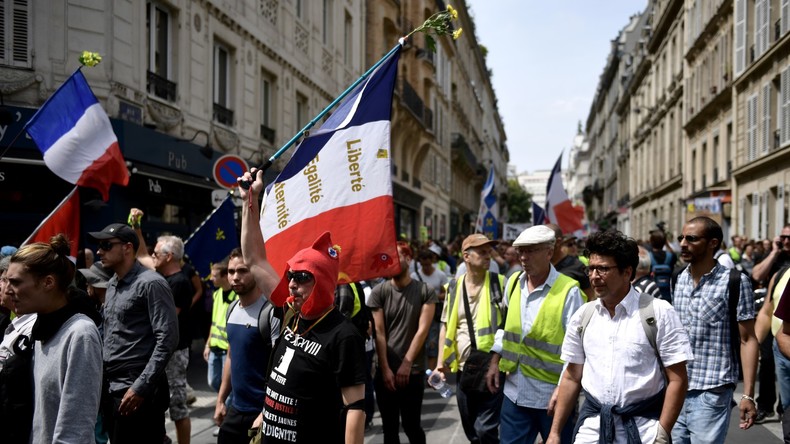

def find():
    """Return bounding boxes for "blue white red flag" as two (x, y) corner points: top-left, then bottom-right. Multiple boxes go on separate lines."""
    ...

(25, 70), (129, 201)
(532, 202), (547, 227)
(260, 47), (402, 283)
(23, 186), (80, 260)
(475, 166), (497, 238)
(545, 153), (584, 234)
(184, 194), (239, 280)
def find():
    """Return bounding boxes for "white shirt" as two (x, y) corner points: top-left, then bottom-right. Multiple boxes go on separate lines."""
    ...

(0, 313), (37, 369)
(561, 288), (693, 444)
(716, 251), (736, 269)
(411, 267), (448, 297)
(490, 266), (584, 409)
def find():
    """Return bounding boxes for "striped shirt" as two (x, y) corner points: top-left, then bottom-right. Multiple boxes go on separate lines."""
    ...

(632, 275), (662, 300)
(673, 264), (754, 390)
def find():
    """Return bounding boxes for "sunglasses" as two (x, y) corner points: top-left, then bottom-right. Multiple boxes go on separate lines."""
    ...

(781, 235), (790, 241)
(287, 271), (314, 284)
(677, 235), (705, 243)
(98, 240), (124, 251)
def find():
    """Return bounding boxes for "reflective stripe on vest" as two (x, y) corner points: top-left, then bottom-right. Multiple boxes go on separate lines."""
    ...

(208, 288), (238, 349)
(499, 273), (580, 384)
(772, 269), (790, 336)
(441, 272), (505, 372)
(351, 282), (361, 318)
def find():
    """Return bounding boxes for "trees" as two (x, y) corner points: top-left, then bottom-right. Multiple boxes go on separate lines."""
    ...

(507, 179), (532, 223)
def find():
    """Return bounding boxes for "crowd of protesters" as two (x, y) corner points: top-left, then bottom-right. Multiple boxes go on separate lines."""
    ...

(4, 203), (790, 444)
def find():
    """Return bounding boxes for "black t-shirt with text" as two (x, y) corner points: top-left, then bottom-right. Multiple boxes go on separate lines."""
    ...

(262, 309), (365, 444)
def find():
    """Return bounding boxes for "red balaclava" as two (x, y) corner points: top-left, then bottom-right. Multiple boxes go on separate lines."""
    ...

(270, 231), (339, 318)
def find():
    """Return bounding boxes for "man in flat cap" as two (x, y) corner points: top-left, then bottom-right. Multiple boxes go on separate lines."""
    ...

(90, 223), (178, 444)
(434, 233), (506, 444)
(486, 225), (586, 444)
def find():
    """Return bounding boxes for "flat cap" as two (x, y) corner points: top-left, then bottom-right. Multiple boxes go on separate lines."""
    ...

(513, 225), (556, 247)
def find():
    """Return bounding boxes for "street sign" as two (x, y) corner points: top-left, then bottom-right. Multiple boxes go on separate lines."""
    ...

(213, 154), (249, 189)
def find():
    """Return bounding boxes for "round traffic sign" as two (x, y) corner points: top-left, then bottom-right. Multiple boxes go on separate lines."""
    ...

(213, 154), (249, 189)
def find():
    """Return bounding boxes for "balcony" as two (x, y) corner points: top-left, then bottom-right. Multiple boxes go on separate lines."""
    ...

(451, 132), (478, 175)
(261, 124), (275, 144)
(401, 80), (424, 122)
(147, 71), (177, 102)
(213, 103), (234, 126)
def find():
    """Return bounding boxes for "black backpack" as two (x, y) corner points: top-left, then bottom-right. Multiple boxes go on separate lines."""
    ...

(0, 334), (34, 444)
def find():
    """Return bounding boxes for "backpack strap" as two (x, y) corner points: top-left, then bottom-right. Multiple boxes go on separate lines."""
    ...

(664, 251), (674, 265)
(507, 271), (524, 299)
(226, 299), (240, 325)
(638, 292), (663, 371)
(728, 268), (742, 370)
(258, 299), (273, 343)
(488, 271), (503, 305)
(576, 302), (596, 342)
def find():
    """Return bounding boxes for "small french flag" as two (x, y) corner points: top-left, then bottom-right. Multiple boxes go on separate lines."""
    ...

(25, 69), (129, 201)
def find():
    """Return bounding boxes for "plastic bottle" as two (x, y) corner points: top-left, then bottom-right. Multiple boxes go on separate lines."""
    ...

(425, 369), (453, 398)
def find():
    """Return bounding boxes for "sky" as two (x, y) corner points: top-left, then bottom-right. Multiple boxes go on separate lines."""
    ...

(465, 0), (647, 174)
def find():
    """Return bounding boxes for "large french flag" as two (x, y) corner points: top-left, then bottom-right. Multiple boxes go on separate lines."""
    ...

(26, 70), (129, 201)
(545, 153), (584, 234)
(23, 186), (81, 260)
(260, 47), (402, 283)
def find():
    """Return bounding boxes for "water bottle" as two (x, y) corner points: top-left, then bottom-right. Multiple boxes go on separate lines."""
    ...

(426, 369), (453, 398)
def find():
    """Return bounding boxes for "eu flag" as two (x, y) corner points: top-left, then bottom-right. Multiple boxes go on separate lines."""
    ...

(184, 194), (238, 279)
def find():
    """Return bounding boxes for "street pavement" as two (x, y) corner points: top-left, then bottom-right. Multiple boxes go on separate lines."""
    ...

(169, 341), (784, 443)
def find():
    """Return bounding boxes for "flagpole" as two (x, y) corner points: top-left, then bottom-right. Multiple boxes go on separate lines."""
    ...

(240, 40), (405, 189)
(21, 186), (79, 246)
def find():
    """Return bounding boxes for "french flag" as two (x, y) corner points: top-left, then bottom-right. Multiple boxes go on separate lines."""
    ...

(545, 153), (584, 234)
(260, 47), (402, 283)
(25, 70), (129, 201)
(23, 186), (81, 260)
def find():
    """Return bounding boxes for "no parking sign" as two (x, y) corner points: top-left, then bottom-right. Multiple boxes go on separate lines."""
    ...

(213, 155), (249, 189)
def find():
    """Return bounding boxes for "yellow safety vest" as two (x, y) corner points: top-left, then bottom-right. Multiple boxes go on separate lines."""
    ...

(442, 272), (505, 372)
(771, 269), (790, 336)
(208, 288), (238, 349)
(350, 282), (361, 317)
(499, 273), (580, 384)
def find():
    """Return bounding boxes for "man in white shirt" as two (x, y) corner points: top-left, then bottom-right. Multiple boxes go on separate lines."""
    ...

(547, 230), (693, 444)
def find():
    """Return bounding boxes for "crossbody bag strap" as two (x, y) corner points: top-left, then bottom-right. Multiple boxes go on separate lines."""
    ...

(461, 280), (478, 351)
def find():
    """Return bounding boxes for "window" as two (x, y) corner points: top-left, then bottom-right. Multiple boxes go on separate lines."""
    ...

(754, 0), (769, 59)
(0, 0), (31, 68)
(261, 73), (275, 143)
(146, 2), (176, 101)
(782, 67), (790, 145)
(213, 43), (233, 125)
(762, 83), (772, 154)
(343, 12), (352, 65)
(295, 0), (303, 20)
(322, 0), (332, 45)
(734, 0), (746, 76)
(296, 93), (308, 130)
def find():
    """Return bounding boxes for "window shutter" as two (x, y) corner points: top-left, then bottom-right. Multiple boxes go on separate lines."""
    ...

(735, 0), (747, 76)
(748, 94), (758, 161)
(783, 0), (790, 35)
(763, 83), (771, 154)
(777, 185), (785, 236)
(783, 68), (790, 145)
(752, 193), (761, 240)
(755, 0), (764, 58)
(10, 0), (29, 66)
(761, 191), (770, 240)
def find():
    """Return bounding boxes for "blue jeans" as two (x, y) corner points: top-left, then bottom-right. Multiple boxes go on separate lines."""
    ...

(774, 340), (790, 411)
(500, 396), (574, 444)
(672, 385), (735, 444)
(208, 348), (227, 392)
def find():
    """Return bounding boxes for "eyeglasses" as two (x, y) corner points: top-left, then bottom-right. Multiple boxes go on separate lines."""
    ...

(151, 251), (167, 258)
(287, 271), (314, 284)
(586, 265), (616, 276)
(98, 241), (124, 251)
(677, 235), (705, 243)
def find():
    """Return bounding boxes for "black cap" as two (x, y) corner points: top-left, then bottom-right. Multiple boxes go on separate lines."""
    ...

(88, 223), (140, 251)
(78, 262), (113, 288)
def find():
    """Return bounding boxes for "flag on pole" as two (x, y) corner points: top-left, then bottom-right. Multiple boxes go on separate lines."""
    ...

(545, 153), (584, 234)
(475, 166), (497, 238)
(532, 202), (547, 227)
(25, 69), (129, 201)
(184, 194), (239, 280)
(260, 47), (402, 284)
(23, 186), (81, 260)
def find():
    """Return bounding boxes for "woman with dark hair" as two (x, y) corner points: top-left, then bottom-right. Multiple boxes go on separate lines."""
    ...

(6, 234), (102, 443)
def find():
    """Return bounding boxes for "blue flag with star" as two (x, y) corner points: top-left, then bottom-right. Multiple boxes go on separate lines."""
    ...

(184, 194), (238, 279)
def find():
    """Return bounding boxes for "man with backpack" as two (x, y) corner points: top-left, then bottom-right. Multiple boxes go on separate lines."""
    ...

(671, 216), (760, 443)
(648, 230), (677, 303)
(547, 230), (692, 444)
(486, 225), (585, 444)
(433, 234), (505, 444)
(213, 246), (282, 444)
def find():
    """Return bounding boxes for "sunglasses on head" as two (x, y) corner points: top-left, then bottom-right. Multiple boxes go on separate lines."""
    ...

(287, 270), (314, 284)
(98, 240), (124, 251)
